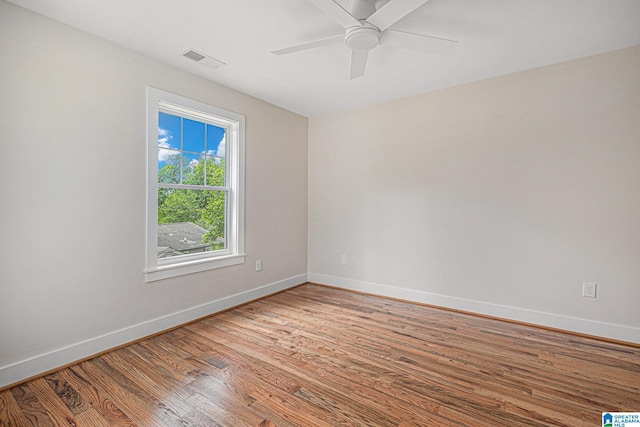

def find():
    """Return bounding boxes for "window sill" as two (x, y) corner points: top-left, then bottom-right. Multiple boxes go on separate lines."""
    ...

(144, 253), (246, 282)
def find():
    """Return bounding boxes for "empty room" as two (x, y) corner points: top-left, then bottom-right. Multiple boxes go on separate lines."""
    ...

(1, 0), (639, 426)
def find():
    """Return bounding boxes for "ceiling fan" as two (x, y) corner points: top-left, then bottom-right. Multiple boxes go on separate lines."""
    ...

(272, 0), (457, 79)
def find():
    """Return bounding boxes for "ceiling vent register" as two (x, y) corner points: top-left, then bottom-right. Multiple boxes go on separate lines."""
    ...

(181, 49), (226, 70)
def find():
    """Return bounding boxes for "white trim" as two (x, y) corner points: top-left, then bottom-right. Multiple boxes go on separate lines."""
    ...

(0, 274), (308, 389)
(145, 87), (245, 280)
(145, 253), (247, 282)
(308, 273), (640, 344)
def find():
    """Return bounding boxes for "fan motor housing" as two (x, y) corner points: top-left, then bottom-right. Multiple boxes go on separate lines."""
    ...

(345, 24), (380, 51)
(350, 0), (377, 19)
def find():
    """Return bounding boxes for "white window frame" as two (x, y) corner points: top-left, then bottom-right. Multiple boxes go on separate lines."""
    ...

(145, 87), (245, 282)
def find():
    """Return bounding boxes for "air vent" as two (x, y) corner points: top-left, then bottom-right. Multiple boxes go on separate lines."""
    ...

(180, 49), (226, 71)
(183, 50), (206, 62)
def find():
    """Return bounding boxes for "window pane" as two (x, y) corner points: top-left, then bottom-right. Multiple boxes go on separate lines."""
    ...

(183, 118), (205, 154)
(204, 155), (226, 187)
(205, 191), (227, 250)
(157, 189), (227, 259)
(158, 112), (182, 139)
(182, 152), (202, 185)
(206, 124), (226, 157)
(158, 112), (180, 151)
(158, 150), (182, 184)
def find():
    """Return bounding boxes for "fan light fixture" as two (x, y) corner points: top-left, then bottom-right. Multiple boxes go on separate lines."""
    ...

(345, 24), (381, 50)
(272, 0), (457, 79)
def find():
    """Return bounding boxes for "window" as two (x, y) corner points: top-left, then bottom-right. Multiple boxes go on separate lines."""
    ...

(145, 88), (245, 282)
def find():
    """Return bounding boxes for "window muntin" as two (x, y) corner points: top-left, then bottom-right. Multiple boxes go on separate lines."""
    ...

(146, 88), (245, 281)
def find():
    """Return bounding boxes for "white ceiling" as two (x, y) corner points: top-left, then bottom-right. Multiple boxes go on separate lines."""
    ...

(8, 0), (640, 117)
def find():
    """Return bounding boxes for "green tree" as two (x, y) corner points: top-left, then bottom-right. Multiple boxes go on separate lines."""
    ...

(158, 155), (226, 250)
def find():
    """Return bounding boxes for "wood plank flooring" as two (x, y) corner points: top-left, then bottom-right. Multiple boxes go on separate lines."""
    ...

(1, 283), (639, 426)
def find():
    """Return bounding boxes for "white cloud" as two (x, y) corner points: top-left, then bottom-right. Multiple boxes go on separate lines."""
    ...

(158, 127), (174, 162)
(205, 136), (224, 158)
(217, 137), (226, 157)
(206, 136), (226, 157)
(158, 128), (172, 147)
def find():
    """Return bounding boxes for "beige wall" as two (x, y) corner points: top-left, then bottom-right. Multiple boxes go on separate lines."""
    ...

(0, 1), (308, 386)
(309, 46), (640, 342)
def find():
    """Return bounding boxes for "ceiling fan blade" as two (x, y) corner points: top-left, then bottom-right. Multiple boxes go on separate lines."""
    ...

(349, 49), (369, 79)
(307, 0), (362, 29)
(381, 29), (457, 55)
(367, 0), (430, 31)
(272, 35), (343, 56)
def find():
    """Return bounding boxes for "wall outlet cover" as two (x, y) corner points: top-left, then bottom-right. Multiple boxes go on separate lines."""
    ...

(583, 282), (597, 298)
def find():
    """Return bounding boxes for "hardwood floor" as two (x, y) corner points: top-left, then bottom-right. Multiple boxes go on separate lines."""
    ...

(1, 284), (639, 426)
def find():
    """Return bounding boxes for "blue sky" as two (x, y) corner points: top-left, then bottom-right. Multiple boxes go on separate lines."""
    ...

(158, 112), (225, 171)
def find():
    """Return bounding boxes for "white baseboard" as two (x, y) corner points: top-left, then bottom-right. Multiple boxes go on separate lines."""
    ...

(0, 274), (307, 389)
(308, 273), (640, 345)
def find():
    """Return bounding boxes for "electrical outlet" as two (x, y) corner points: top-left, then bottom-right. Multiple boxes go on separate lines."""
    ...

(256, 259), (262, 272)
(341, 254), (347, 265)
(582, 282), (597, 298)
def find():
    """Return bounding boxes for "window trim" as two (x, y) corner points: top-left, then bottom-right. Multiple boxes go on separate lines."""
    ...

(145, 87), (245, 282)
